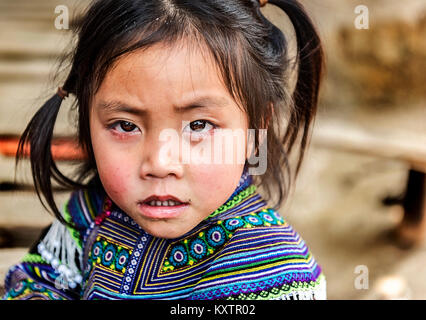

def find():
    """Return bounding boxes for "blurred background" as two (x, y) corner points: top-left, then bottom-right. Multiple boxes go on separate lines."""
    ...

(0, 0), (425, 299)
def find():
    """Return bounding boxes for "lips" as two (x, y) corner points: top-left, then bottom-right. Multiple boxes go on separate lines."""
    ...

(142, 195), (187, 206)
(137, 195), (190, 219)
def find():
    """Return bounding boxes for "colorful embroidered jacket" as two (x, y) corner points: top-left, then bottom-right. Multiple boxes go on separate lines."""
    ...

(3, 171), (326, 300)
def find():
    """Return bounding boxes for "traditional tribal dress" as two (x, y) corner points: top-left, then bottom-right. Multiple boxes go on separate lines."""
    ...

(3, 169), (326, 300)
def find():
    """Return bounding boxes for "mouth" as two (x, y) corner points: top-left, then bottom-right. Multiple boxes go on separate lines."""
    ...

(137, 195), (190, 219)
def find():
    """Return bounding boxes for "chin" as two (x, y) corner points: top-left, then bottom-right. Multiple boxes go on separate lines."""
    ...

(145, 229), (185, 240)
(140, 222), (189, 239)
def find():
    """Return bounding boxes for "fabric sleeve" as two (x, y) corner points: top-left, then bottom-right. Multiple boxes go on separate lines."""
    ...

(187, 219), (327, 301)
(2, 199), (85, 300)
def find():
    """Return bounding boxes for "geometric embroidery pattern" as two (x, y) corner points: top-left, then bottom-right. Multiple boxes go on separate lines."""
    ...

(88, 236), (133, 274)
(162, 209), (284, 273)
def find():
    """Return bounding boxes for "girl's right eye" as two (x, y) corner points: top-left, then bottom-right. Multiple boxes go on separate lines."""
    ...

(109, 121), (140, 134)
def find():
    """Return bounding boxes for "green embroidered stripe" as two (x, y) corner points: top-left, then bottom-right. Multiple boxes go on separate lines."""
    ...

(22, 253), (47, 264)
(63, 201), (83, 249)
(208, 184), (257, 218)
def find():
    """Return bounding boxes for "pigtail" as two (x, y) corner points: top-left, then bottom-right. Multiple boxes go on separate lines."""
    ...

(15, 80), (83, 226)
(269, 0), (324, 175)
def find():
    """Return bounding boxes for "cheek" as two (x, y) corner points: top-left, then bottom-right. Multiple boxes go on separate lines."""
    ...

(90, 124), (134, 201)
(97, 160), (131, 200)
(190, 165), (243, 206)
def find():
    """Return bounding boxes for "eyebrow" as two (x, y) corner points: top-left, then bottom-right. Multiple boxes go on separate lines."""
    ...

(96, 96), (229, 116)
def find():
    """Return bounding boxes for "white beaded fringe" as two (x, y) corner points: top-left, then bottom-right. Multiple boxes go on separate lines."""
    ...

(37, 220), (83, 290)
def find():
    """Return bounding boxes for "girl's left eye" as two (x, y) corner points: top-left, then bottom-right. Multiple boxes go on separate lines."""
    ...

(183, 120), (216, 135)
(109, 121), (140, 134)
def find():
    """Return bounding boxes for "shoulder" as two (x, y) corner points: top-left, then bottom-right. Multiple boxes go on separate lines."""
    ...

(190, 208), (327, 300)
(63, 181), (106, 230)
(3, 180), (106, 300)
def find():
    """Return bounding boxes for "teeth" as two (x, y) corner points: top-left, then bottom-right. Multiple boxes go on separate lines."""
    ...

(148, 200), (182, 206)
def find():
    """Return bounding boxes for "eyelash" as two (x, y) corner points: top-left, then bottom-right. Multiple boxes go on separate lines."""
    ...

(108, 121), (140, 135)
(107, 120), (217, 136)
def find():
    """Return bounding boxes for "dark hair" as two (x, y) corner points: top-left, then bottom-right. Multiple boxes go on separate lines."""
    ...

(16, 0), (324, 225)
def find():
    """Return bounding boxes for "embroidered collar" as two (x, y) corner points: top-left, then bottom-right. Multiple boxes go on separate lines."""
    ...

(85, 168), (278, 285)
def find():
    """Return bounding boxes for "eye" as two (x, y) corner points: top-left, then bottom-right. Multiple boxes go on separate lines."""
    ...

(183, 120), (216, 136)
(109, 121), (140, 134)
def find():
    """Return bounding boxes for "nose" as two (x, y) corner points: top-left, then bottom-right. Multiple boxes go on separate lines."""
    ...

(139, 131), (184, 180)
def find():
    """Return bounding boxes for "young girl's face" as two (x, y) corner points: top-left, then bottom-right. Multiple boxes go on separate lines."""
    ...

(90, 40), (250, 239)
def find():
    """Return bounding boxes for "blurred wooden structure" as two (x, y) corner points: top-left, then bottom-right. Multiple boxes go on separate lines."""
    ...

(0, 135), (84, 161)
(0, 0), (89, 295)
(312, 122), (426, 245)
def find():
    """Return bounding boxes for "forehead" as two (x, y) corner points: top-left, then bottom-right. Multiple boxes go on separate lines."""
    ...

(94, 39), (236, 109)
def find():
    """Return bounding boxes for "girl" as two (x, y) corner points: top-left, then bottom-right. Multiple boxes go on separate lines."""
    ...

(4, 0), (325, 300)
